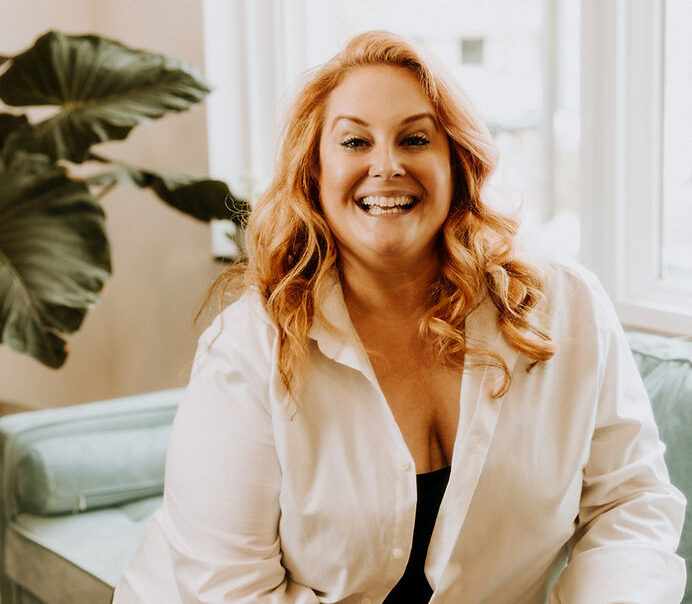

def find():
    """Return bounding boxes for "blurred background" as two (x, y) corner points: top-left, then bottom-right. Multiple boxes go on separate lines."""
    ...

(1, 0), (690, 410)
(0, 0), (219, 409)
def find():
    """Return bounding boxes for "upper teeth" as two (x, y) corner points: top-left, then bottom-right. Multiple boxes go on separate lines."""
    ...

(360, 195), (415, 208)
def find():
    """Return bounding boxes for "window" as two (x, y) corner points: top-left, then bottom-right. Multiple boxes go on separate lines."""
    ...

(203, 0), (581, 260)
(460, 38), (485, 65)
(581, 0), (692, 335)
(202, 0), (692, 334)
(662, 0), (692, 282)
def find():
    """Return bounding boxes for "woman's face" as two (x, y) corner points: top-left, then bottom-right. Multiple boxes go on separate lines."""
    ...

(318, 65), (453, 273)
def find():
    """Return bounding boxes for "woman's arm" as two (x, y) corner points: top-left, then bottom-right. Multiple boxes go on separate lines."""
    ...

(160, 315), (319, 603)
(551, 286), (686, 604)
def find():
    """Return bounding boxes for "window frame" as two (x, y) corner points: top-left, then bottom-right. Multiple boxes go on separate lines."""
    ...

(580, 0), (692, 336)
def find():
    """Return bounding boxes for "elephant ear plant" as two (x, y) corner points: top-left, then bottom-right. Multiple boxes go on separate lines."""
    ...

(0, 30), (250, 369)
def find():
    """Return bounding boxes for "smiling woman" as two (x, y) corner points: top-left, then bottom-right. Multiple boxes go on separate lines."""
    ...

(238, 34), (554, 400)
(318, 66), (452, 273)
(114, 31), (685, 604)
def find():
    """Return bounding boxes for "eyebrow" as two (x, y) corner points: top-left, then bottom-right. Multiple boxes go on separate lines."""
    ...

(330, 112), (438, 129)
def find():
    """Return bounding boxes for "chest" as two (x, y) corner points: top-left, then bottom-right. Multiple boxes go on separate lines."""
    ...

(367, 341), (462, 472)
(277, 340), (590, 602)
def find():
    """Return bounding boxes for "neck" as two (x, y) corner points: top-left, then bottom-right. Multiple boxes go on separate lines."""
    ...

(339, 253), (440, 321)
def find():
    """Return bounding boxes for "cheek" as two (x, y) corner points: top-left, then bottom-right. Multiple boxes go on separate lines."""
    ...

(320, 154), (361, 199)
(434, 157), (454, 204)
(419, 159), (453, 202)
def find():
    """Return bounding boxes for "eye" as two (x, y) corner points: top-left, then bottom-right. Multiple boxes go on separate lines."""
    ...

(402, 134), (430, 147)
(340, 137), (369, 149)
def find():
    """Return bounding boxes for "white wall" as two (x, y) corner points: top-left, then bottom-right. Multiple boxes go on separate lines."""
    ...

(0, 0), (222, 408)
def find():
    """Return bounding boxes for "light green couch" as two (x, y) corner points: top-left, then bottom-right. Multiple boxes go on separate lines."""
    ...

(0, 388), (181, 604)
(0, 333), (689, 604)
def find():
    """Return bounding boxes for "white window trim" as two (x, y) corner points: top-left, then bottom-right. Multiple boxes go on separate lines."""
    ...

(580, 0), (692, 336)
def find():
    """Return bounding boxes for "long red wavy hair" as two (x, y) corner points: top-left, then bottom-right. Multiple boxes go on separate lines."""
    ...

(209, 31), (554, 398)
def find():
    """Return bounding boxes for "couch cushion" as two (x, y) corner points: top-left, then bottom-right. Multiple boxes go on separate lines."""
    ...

(16, 424), (170, 515)
(5, 496), (161, 604)
(627, 331), (692, 603)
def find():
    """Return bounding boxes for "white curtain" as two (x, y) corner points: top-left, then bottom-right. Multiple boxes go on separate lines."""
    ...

(202, 0), (338, 199)
(202, 0), (338, 256)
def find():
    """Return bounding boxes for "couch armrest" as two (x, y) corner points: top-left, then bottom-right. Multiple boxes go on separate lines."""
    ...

(0, 388), (181, 520)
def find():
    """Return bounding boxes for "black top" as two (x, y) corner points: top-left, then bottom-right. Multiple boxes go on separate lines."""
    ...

(383, 466), (451, 604)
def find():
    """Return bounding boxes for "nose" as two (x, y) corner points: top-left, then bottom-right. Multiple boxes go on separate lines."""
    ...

(368, 143), (405, 178)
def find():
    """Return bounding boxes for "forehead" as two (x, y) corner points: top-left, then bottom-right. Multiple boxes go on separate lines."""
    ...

(322, 65), (435, 126)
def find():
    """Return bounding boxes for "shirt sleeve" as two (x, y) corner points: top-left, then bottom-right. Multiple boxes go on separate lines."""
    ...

(551, 283), (687, 604)
(159, 318), (319, 604)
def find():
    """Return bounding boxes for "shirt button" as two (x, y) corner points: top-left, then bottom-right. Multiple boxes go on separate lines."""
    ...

(392, 547), (405, 559)
(361, 598), (372, 604)
(400, 460), (412, 471)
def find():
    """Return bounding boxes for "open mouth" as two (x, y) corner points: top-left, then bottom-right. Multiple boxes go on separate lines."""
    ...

(356, 195), (419, 216)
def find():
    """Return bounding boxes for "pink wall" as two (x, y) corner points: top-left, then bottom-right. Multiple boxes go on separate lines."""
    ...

(0, 0), (223, 407)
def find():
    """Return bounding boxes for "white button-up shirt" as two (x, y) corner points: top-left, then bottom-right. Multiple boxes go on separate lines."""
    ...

(115, 261), (686, 603)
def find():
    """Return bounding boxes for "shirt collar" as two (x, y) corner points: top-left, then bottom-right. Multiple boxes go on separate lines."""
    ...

(307, 272), (521, 387)
(307, 272), (377, 382)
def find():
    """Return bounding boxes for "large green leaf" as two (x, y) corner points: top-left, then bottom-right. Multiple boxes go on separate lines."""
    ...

(147, 173), (251, 226)
(0, 113), (28, 151)
(0, 31), (211, 163)
(0, 152), (111, 367)
(86, 160), (251, 226)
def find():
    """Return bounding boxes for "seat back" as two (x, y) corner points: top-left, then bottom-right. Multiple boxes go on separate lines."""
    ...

(628, 332), (692, 603)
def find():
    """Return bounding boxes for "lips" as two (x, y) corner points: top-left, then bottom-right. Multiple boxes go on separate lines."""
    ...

(356, 194), (419, 215)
